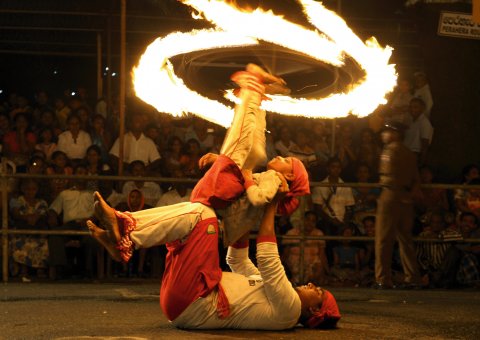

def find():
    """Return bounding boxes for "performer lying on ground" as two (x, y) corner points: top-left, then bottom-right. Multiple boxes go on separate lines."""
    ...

(88, 194), (340, 329)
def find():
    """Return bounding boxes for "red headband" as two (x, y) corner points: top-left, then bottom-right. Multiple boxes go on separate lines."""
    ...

(306, 290), (341, 329)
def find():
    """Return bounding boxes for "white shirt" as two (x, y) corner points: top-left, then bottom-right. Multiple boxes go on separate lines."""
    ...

(172, 243), (301, 330)
(110, 132), (161, 165)
(49, 189), (94, 224)
(122, 181), (162, 207)
(56, 130), (92, 160)
(156, 188), (192, 207)
(312, 178), (355, 222)
(404, 114), (434, 153)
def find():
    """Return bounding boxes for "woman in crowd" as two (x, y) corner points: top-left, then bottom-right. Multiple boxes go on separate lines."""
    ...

(9, 179), (49, 282)
(46, 150), (73, 203)
(35, 127), (57, 161)
(84, 145), (111, 192)
(2, 112), (36, 172)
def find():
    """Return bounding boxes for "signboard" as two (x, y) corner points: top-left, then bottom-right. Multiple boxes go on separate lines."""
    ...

(438, 11), (480, 40)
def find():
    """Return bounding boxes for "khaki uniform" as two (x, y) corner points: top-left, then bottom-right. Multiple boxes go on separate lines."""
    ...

(375, 141), (420, 286)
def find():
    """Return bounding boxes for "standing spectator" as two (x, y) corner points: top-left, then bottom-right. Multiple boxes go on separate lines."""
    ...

(335, 123), (357, 181)
(2, 113), (36, 172)
(374, 121), (421, 289)
(288, 128), (317, 169)
(56, 114), (92, 162)
(312, 157), (355, 235)
(47, 164), (96, 279)
(311, 121), (330, 167)
(403, 97), (433, 167)
(413, 71), (433, 119)
(274, 125), (298, 157)
(9, 179), (49, 282)
(386, 78), (413, 125)
(282, 211), (329, 285)
(122, 160), (162, 207)
(184, 117), (214, 153)
(109, 113), (161, 172)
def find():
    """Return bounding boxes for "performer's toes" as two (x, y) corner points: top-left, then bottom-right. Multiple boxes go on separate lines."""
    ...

(87, 220), (122, 262)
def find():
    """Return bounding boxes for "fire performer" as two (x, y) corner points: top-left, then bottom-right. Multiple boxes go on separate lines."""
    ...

(87, 64), (339, 329)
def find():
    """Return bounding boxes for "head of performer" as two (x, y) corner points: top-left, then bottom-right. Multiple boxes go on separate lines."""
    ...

(295, 283), (341, 329)
(267, 156), (310, 215)
(381, 121), (407, 145)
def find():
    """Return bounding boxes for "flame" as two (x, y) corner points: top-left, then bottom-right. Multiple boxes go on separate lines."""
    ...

(133, 0), (397, 127)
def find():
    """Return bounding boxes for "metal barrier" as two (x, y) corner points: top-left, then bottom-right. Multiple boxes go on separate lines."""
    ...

(2, 170), (480, 283)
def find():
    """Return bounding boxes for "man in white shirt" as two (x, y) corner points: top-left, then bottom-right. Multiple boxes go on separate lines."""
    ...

(109, 113), (161, 171)
(122, 160), (162, 207)
(87, 194), (341, 330)
(413, 72), (433, 119)
(403, 97), (434, 166)
(312, 158), (355, 235)
(47, 164), (96, 279)
(156, 169), (192, 207)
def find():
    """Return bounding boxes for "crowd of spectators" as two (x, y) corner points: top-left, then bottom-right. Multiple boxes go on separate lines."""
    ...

(0, 72), (479, 289)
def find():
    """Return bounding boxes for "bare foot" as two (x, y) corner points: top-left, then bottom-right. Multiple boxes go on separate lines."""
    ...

(87, 220), (122, 262)
(246, 63), (290, 95)
(93, 191), (121, 244)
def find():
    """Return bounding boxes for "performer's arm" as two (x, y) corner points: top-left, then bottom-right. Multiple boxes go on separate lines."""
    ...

(244, 170), (282, 206)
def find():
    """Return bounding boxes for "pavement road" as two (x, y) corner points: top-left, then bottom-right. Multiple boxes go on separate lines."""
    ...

(1, 282), (480, 339)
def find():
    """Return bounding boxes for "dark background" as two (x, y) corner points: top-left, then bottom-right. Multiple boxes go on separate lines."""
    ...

(0, 0), (479, 179)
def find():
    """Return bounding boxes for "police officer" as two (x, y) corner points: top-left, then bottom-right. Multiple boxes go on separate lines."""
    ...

(374, 121), (421, 289)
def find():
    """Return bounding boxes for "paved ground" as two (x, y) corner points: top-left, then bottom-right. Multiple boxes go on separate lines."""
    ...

(1, 281), (480, 339)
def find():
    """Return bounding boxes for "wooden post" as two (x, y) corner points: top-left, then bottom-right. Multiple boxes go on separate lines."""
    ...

(118, 0), (127, 175)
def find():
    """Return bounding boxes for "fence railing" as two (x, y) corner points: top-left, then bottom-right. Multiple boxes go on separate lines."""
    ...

(2, 171), (480, 283)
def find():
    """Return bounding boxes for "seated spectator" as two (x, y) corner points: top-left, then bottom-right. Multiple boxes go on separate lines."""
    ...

(35, 128), (57, 161)
(56, 113), (92, 162)
(282, 211), (329, 285)
(9, 179), (49, 282)
(414, 165), (449, 220)
(182, 138), (202, 178)
(47, 164), (97, 279)
(89, 114), (112, 165)
(122, 160), (162, 207)
(416, 210), (451, 287)
(46, 151), (73, 203)
(351, 163), (380, 232)
(84, 145), (111, 192)
(156, 169), (192, 207)
(2, 112), (36, 172)
(403, 97), (433, 166)
(162, 136), (188, 177)
(438, 212), (480, 288)
(454, 164), (480, 219)
(109, 113), (161, 172)
(312, 157), (355, 235)
(355, 128), (381, 177)
(36, 109), (62, 137)
(331, 226), (361, 286)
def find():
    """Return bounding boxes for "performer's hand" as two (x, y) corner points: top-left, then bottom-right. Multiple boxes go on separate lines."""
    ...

(198, 153), (218, 169)
(276, 172), (290, 194)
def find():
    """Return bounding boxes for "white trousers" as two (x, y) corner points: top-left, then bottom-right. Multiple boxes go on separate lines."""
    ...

(129, 202), (216, 249)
